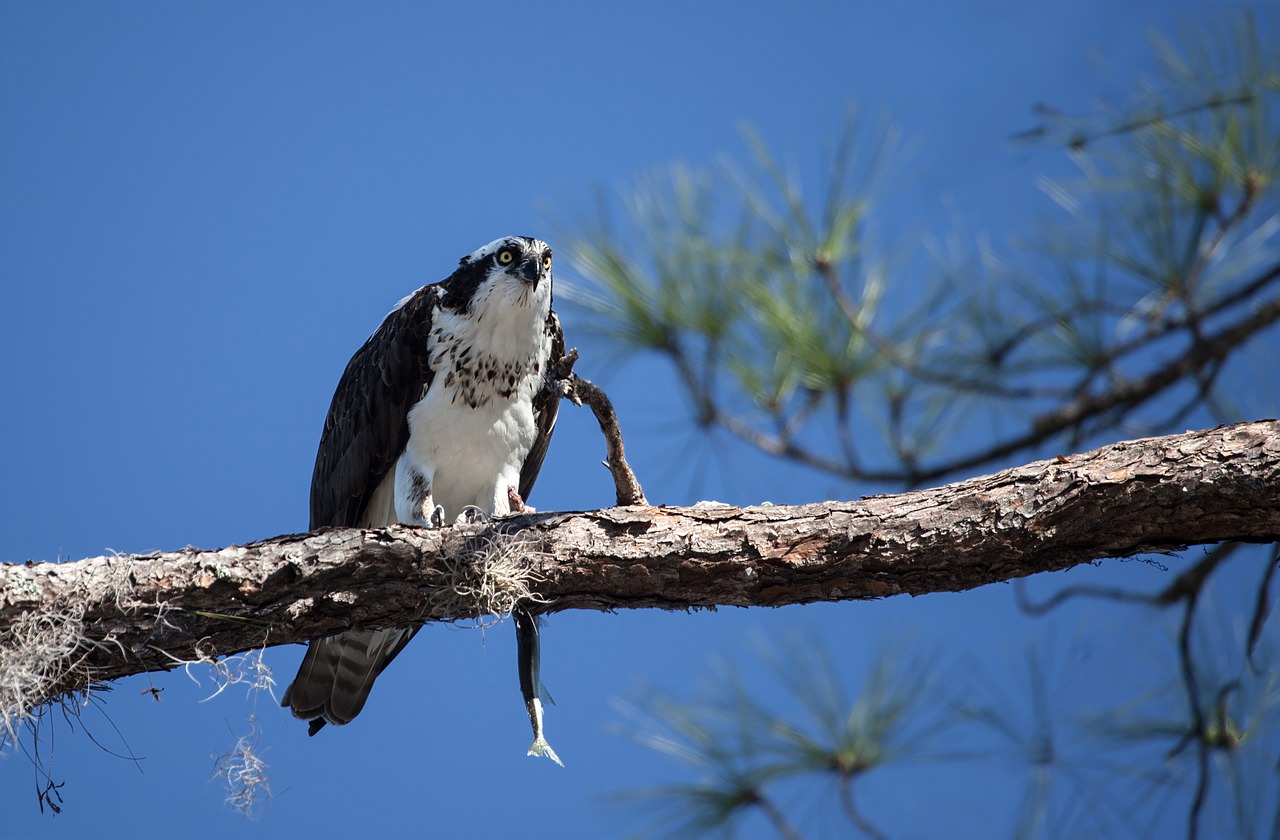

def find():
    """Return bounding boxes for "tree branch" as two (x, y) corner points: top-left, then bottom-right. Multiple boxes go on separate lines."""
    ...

(707, 262), (1280, 487)
(2, 421), (1278, 706)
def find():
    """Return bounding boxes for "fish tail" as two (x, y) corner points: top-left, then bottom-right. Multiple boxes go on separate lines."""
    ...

(524, 696), (564, 766)
(527, 735), (564, 767)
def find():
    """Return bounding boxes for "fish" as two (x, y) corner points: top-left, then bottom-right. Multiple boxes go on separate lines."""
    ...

(515, 608), (562, 766)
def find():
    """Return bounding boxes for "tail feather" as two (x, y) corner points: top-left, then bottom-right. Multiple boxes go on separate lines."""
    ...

(283, 627), (418, 733)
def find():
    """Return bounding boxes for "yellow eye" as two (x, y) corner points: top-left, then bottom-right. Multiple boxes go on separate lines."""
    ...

(498, 249), (515, 265)
(542, 254), (552, 270)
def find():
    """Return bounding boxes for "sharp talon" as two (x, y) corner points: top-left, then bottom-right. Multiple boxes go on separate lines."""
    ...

(429, 505), (446, 528)
(460, 505), (487, 524)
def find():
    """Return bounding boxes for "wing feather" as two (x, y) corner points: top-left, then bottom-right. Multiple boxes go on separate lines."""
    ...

(518, 311), (565, 502)
(308, 287), (438, 530)
(285, 286), (437, 733)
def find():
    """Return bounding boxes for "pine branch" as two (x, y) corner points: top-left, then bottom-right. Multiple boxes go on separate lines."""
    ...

(705, 265), (1280, 486)
(2, 421), (1278, 709)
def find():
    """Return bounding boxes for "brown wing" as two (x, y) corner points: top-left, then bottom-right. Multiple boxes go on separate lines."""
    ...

(308, 287), (438, 530)
(284, 286), (437, 734)
(518, 310), (565, 503)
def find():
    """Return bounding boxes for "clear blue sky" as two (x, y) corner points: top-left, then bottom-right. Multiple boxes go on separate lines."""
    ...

(1, 2), (1269, 838)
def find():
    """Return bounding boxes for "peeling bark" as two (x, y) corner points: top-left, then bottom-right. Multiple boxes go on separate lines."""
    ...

(2, 421), (1278, 697)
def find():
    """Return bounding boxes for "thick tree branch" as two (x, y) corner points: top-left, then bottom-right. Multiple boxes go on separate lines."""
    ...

(2, 421), (1278, 704)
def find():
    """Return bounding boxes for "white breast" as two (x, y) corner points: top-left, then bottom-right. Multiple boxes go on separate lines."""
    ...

(395, 284), (552, 523)
(403, 386), (536, 519)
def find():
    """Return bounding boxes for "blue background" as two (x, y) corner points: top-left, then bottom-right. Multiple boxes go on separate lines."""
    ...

(1, 2), (1270, 838)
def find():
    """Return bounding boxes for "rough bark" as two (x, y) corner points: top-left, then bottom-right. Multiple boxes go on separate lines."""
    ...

(2, 421), (1278, 698)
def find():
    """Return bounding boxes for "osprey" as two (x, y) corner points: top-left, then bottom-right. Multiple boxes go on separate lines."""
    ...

(283, 235), (564, 763)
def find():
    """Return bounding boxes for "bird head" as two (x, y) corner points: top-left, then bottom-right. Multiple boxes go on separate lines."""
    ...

(442, 235), (553, 313)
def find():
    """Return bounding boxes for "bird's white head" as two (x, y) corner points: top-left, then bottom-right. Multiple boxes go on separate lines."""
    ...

(441, 235), (553, 315)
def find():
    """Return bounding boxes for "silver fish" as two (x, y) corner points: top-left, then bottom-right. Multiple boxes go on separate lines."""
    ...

(515, 608), (562, 766)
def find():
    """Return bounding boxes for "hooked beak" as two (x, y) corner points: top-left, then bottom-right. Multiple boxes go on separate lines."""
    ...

(517, 258), (543, 287)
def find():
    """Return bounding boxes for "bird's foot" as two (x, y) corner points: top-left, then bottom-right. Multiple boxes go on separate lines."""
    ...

(458, 505), (488, 524)
(507, 485), (535, 514)
(428, 504), (447, 529)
